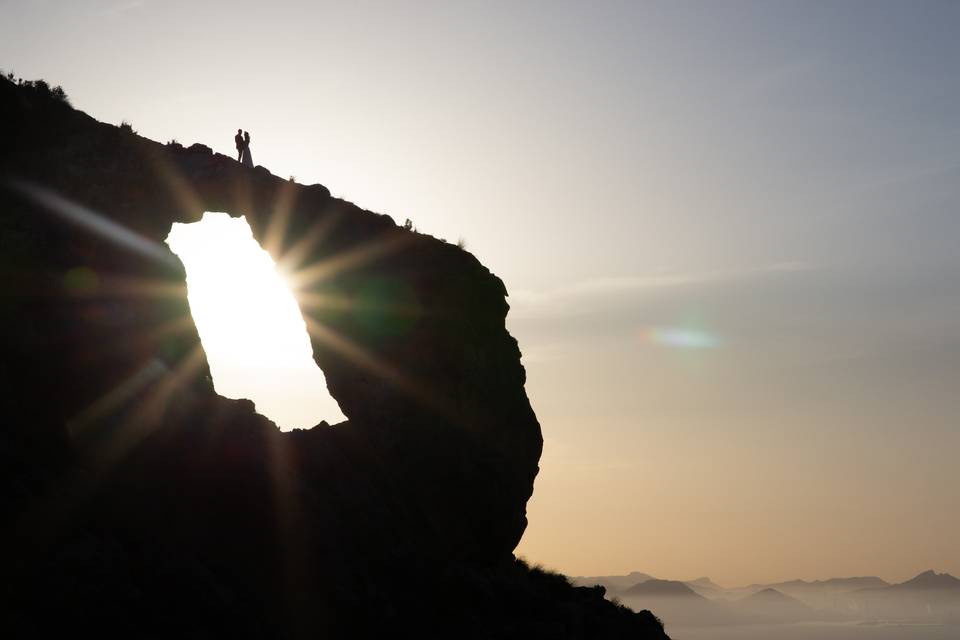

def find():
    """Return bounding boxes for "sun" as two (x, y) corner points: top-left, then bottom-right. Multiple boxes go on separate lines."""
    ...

(166, 211), (345, 430)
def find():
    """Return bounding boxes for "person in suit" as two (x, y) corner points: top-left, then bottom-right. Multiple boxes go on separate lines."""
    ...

(235, 128), (244, 162)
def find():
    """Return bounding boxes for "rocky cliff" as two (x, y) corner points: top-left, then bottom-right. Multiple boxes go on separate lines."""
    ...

(0, 77), (668, 639)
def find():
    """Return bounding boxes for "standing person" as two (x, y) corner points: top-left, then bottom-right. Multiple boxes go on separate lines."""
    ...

(242, 130), (253, 167)
(234, 128), (244, 162)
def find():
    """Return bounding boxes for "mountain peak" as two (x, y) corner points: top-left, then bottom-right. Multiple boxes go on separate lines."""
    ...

(749, 588), (795, 601)
(687, 576), (721, 588)
(900, 570), (960, 589)
(624, 579), (705, 599)
(570, 571), (656, 591)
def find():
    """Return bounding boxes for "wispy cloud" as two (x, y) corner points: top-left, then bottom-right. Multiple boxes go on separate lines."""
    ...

(509, 262), (814, 315)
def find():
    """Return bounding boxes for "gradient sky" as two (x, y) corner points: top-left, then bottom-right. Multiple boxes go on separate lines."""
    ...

(3, 0), (959, 586)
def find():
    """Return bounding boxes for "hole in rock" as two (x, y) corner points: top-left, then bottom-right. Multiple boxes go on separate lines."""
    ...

(165, 212), (345, 430)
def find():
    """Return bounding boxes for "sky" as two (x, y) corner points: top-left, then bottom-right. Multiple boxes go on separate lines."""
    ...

(166, 212), (346, 429)
(3, 0), (959, 586)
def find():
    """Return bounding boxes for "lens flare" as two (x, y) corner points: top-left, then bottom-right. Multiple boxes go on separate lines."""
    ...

(643, 326), (720, 350)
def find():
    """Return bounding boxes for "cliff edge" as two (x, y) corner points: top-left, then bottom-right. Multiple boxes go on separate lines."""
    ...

(0, 77), (668, 639)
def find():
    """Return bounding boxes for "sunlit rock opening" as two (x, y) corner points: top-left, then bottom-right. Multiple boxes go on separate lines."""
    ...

(166, 212), (345, 430)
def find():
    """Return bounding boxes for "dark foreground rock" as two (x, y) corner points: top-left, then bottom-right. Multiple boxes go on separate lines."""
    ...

(0, 77), (668, 639)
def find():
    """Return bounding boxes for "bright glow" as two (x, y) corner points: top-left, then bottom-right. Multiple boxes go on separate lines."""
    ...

(166, 212), (345, 430)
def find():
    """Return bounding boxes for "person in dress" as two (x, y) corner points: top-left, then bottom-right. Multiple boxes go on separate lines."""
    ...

(242, 130), (253, 167)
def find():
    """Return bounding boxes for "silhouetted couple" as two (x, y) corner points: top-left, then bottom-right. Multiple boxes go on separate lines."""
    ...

(235, 129), (253, 167)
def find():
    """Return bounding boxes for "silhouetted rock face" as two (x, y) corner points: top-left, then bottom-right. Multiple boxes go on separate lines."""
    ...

(0, 78), (668, 639)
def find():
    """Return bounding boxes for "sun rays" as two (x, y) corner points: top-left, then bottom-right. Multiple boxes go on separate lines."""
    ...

(166, 211), (346, 430)
(7, 170), (444, 439)
(5, 149), (486, 613)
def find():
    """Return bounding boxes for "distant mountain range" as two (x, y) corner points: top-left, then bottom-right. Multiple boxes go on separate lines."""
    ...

(740, 575), (891, 593)
(723, 575), (892, 608)
(571, 570), (960, 628)
(615, 579), (731, 626)
(848, 570), (960, 620)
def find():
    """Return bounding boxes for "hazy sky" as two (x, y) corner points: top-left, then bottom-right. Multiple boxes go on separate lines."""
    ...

(3, 0), (959, 586)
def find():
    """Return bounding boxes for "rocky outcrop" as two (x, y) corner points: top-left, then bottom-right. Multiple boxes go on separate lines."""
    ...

(0, 77), (668, 639)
